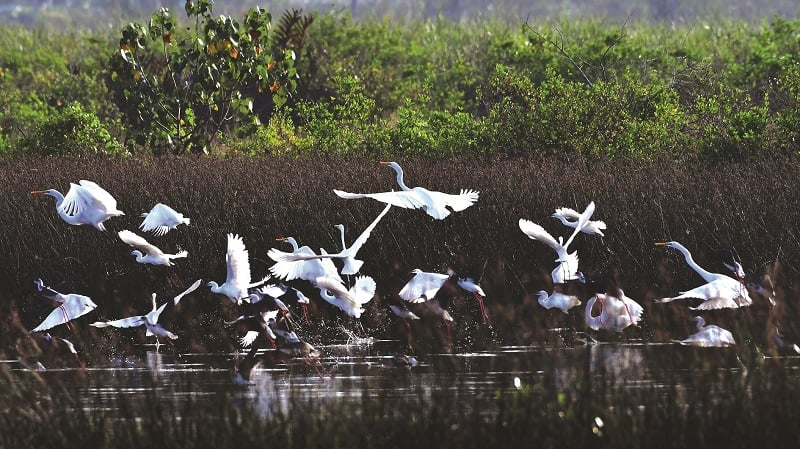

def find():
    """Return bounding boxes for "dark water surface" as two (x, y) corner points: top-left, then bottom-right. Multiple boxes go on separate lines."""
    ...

(6, 337), (798, 419)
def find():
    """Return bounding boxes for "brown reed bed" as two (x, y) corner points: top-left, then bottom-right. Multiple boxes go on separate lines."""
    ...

(1, 155), (799, 359)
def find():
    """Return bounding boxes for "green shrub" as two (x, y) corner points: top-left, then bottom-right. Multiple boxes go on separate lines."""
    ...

(106, 0), (311, 155)
(16, 101), (123, 157)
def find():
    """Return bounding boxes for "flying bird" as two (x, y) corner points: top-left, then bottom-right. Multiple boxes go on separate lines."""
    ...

(139, 203), (190, 236)
(90, 279), (202, 351)
(268, 237), (343, 284)
(552, 205), (607, 236)
(676, 316), (736, 347)
(314, 275), (377, 318)
(31, 278), (98, 333)
(519, 201), (596, 284)
(398, 269), (451, 303)
(456, 277), (490, 324)
(118, 229), (188, 266)
(208, 233), (269, 304)
(268, 203), (392, 276)
(655, 241), (755, 309)
(31, 179), (124, 231)
(333, 161), (479, 220)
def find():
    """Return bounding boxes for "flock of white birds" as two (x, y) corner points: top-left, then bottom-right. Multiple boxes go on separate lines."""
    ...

(24, 160), (782, 378)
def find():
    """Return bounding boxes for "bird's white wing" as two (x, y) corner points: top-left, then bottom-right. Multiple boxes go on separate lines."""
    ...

(553, 206), (581, 220)
(173, 279), (203, 305)
(518, 219), (560, 252)
(426, 189), (479, 216)
(240, 330), (261, 348)
(225, 233), (252, 288)
(315, 276), (359, 310)
(351, 276), (377, 305)
(347, 203), (392, 256)
(60, 182), (93, 216)
(269, 250), (344, 284)
(90, 315), (146, 329)
(118, 230), (165, 256)
(31, 294), (97, 332)
(77, 180), (118, 212)
(398, 270), (450, 303)
(334, 189), (429, 211)
(563, 201), (595, 249)
(140, 203), (185, 236)
(457, 278), (486, 296)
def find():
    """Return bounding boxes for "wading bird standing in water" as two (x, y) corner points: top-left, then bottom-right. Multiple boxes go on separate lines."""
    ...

(333, 161), (479, 220)
(584, 290), (643, 333)
(31, 279), (98, 333)
(675, 316), (736, 347)
(31, 180), (124, 231)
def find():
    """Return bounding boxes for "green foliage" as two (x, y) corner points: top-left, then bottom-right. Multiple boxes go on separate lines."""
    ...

(106, 0), (311, 155)
(16, 102), (122, 157)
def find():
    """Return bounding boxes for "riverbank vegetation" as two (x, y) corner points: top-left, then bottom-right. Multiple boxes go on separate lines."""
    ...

(0, 1), (799, 159)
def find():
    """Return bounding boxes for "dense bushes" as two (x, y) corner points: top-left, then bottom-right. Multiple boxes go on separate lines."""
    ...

(0, 6), (799, 159)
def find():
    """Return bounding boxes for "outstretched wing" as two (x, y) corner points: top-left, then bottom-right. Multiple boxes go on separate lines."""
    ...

(518, 219), (560, 252)
(90, 315), (146, 329)
(399, 270), (450, 303)
(118, 230), (165, 256)
(225, 233), (252, 289)
(140, 203), (187, 236)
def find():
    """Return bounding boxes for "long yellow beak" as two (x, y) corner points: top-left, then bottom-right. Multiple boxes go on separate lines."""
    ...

(379, 161), (390, 165)
(30, 190), (48, 195)
(275, 237), (288, 242)
(654, 242), (669, 246)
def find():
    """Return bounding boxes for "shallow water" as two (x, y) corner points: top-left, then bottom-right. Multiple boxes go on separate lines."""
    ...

(6, 337), (799, 420)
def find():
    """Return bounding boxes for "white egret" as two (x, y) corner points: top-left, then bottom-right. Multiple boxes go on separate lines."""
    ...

(118, 229), (188, 266)
(398, 269), (451, 303)
(456, 277), (490, 324)
(268, 237), (343, 284)
(519, 201), (596, 284)
(552, 205), (607, 236)
(31, 180), (124, 231)
(536, 289), (582, 314)
(314, 275), (376, 318)
(655, 241), (754, 309)
(585, 290), (643, 333)
(90, 279), (201, 351)
(208, 233), (269, 305)
(676, 316), (736, 347)
(31, 278), (98, 333)
(268, 203), (392, 276)
(333, 161), (479, 220)
(657, 277), (752, 310)
(139, 203), (190, 236)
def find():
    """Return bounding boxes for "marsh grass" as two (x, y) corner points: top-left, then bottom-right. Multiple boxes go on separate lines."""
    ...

(1, 155), (799, 358)
(2, 353), (800, 448)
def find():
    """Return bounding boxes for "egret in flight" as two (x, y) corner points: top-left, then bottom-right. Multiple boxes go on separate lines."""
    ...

(208, 233), (269, 305)
(31, 179), (124, 231)
(268, 237), (343, 284)
(676, 316), (736, 347)
(268, 203), (392, 276)
(314, 275), (376, 318)
(139, 203), (190, 236)
(333, 161), (479, 220)
(31, 278), (98, 333)
(654, 241), (755, 309)
(552, 205), (607, 236)
(118, 230), (188, 266)
(90, 280), (202, 351)
(519, 201), (596, 284)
